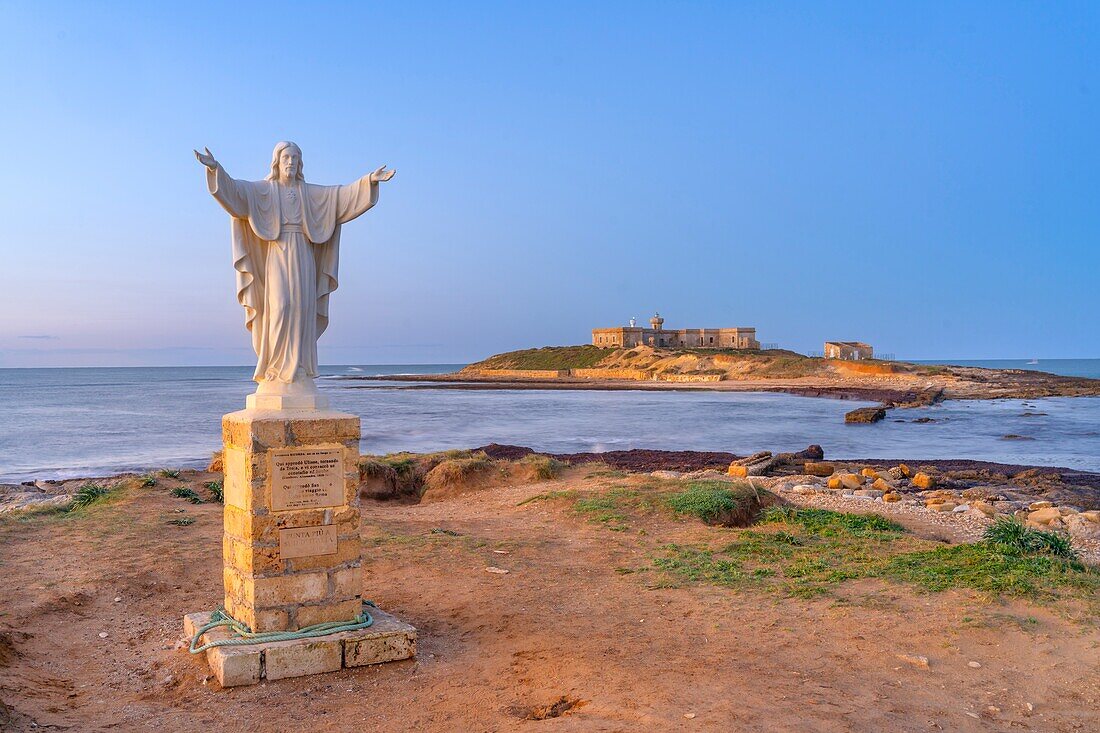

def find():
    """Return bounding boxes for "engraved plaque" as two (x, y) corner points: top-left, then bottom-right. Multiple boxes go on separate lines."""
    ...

(271, 447), (344, 511)
(279, 525), (338, 559)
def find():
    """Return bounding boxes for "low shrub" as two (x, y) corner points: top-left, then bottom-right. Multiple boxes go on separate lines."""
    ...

(170, 487), (204, 504)
(204, 480), (224, 503)
(70, 483), (111, 511)
(983, 517), (1077, 559)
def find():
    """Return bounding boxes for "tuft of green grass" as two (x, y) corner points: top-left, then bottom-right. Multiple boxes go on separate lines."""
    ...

(666, 482), (741, 523)
(170, 487), (204, 504)
(761, 506), (904, 536)
(69, 483), (111, 511)
(140, 475), (158, 488)
(983, 517), (1076, 559)
(203, 480), (224, 503)
(574, 495), (630, 531)
(159, 469), (181, 479)
(655, 545), (745, 587)
(665, 481), (777, 527)
(166, 517), (195, 526)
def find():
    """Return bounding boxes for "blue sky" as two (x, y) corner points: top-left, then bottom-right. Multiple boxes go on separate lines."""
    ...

(1, 1), (1097, 366)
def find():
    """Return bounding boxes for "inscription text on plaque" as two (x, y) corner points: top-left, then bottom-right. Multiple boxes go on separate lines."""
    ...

(271, 447), (344, 511)
(279, 525), (339, 559)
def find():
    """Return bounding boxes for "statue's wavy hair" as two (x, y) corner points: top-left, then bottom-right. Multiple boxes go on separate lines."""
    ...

(266, 141), (304, 181)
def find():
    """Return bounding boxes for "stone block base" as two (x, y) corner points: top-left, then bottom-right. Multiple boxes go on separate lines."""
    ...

(183, 607), (417, 687)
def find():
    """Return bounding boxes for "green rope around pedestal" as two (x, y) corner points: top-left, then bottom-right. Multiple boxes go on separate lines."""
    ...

(189, 601), (375, 654)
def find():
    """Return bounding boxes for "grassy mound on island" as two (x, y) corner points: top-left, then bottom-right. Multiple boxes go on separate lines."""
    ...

(466, 345), (611, 371)
(463, 344), (887, 379)
(460, 345), (1100, 401)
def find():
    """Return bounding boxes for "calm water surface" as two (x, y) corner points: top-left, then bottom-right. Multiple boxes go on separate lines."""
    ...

(1, 363), (1098, 482)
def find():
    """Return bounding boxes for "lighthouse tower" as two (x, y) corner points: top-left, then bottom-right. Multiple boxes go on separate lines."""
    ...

(649, 312), (664, 331)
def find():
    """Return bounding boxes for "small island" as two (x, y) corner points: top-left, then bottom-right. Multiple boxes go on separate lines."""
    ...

(370, 344), (1100, 407)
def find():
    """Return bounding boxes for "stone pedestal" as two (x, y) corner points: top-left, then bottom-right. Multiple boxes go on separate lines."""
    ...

(220, 408), (363, 632)
(184, 406), (418, 686)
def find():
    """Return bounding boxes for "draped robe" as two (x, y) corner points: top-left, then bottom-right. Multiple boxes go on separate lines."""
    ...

(206, 166), (378, 383)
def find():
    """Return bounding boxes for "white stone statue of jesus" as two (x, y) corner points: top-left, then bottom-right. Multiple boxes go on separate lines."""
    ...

(195, 142), (394, 409)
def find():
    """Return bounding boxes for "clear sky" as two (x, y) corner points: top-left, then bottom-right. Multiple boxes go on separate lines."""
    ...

(1, 1), (1097, 367)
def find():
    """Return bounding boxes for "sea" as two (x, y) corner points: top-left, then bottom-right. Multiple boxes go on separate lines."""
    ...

(1, 359), (1099, 483)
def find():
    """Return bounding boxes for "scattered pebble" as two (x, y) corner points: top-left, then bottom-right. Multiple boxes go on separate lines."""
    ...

(684, 712), (696, 719)
(492, 549), (509, 554)
(896, 653), (930, 669)
(114, 596), (122, 602)
(968, 661), (982, 669)
(485, 566), (509, 574)
(98, 632), (109, 639)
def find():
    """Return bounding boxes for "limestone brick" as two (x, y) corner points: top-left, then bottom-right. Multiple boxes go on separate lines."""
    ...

(264, 639), (343, 681)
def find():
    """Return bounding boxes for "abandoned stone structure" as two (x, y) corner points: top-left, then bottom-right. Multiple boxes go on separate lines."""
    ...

(592, 313), (759, 349)
(824, 341), (874, 360)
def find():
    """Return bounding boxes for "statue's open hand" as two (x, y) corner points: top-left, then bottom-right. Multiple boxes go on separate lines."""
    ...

(193, 147), (218, 170)
(370, 165), (396, 183)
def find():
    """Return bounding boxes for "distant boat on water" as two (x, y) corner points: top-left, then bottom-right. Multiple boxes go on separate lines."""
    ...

(1027, 359), (1039, 365)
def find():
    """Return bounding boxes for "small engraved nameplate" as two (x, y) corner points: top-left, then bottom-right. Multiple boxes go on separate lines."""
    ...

(279, 525), (338, 559)
(271, 447), (344, 511)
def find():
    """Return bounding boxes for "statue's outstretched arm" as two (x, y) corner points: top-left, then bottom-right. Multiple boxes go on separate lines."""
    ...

(198, 148), (250, 218)
(335, 166), (395, 224)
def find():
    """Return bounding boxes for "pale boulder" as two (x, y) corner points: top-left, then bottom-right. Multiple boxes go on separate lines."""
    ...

(911, 472), (937, 490)
(871, 477), (895, 493)
(804, 462), (835, 477)
(836, 473), (863, 491)
(1028, 507), (1062, 525)
(967, 502), (996, 518)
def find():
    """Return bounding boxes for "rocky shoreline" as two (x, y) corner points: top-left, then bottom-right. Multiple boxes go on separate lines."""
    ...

(346, 373), (938, 407)
(7, 444), (1098, 564)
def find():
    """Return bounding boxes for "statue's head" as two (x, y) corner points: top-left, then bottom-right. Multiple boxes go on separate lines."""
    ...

(267, 141), (304, 182)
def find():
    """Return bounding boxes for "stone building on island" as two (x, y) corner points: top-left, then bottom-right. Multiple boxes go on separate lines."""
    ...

(824, 341), (873, 360)
(592, 313), (760, 349)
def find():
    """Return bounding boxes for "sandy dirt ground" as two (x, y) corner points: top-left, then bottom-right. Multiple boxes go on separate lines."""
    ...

(2, 469), (1099, 732)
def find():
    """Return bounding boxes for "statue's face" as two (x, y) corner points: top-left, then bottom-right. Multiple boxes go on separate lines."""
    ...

(279, 148), (301, 180)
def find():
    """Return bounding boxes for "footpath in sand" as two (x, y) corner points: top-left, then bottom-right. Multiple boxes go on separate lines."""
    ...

(1, 463), (1099, 732)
